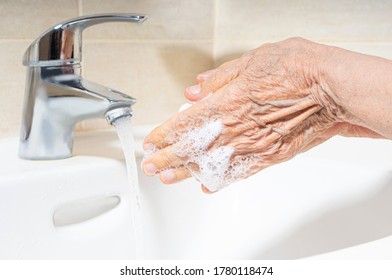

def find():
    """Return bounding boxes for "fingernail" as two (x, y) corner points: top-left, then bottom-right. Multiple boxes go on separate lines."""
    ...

(201, 184), (217, 194)
(187, 84), (201, 95)
(143, 162), (158, 176)
(161, 169), (177, 184)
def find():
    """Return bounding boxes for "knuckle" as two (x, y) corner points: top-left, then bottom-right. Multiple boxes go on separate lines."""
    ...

(157, 149), (184, 169)
(282, 37), (308, 47)
(161, 153), (176, 168)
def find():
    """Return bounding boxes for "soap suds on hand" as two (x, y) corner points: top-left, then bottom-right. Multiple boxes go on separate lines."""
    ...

(145, 119), (254, 192)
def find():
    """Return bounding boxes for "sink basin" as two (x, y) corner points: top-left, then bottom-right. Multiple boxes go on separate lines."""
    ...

(1, 128), (392, 259)
(0, 132), (134, 259)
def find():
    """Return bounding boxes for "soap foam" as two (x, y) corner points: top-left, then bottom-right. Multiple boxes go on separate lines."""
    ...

(171, 119), (253, 192)
(186, 145), (235, 191)
(145, 119), (255, 191)
(172, 119), (223, 158)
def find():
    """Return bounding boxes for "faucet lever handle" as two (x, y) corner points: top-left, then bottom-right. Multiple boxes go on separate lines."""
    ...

(58, 13), (147, 30)
(23, 13), (147, 67)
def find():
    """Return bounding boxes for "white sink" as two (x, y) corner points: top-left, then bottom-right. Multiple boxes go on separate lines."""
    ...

(1, 128), (392, 259)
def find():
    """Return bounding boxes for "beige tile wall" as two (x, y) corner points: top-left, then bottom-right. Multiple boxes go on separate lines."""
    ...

(214, 0), (392, 64)
(1, 0), (392, 138)
(80, 0), (214, 129)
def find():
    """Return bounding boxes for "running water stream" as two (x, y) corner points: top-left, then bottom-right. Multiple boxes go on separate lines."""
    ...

(112, 116), (143, 259)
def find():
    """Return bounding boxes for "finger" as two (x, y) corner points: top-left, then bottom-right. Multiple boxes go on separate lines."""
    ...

(196, 69), (217, 83)
(184, 84), (206, 102)
(144, 92), (214, 150)
(185, 69), (217, 102)
(201, 184), (218, 194)
(184, 70), (217, 102)
(143, 113), (182, 151)
(142, 145), (186, 176)
(196, 59), (238, 84)
(218, 59), (239, 71)
(185, 59), (240, 102)
(200, 59), (240, 95)
(160, 167), (191, 184)
(201, 184), (212, 194)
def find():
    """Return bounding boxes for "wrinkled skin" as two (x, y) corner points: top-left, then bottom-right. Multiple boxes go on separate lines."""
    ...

(142, 38), (385, 193)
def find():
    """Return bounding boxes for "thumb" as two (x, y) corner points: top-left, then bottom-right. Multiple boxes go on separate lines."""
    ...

(184, 59), (240, 102)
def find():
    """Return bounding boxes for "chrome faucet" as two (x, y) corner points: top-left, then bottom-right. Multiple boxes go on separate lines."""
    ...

(19, 13), (147, 160)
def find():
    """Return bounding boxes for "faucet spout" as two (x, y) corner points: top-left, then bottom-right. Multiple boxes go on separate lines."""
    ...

(44, 72), (136, 121)
(45, 72), (136, 118)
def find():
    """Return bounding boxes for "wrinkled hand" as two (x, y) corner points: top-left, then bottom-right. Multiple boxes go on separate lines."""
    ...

(142, 38), (381, 193)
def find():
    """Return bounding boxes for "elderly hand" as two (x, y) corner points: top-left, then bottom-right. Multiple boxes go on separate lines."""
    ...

(142, 38), (385, 193)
